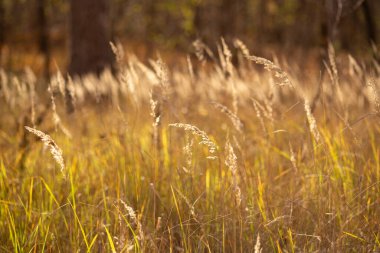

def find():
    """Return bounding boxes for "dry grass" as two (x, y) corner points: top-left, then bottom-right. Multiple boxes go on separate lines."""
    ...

(0, 40), (379, 252)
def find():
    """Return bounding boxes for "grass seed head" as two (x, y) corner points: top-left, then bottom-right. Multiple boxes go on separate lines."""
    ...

(304, 99), (321, 143)
(212, 102), (244, 133)
(169, 123), (217, 155)
(24, 126), (65, 175)
(246, 55), (293, 88)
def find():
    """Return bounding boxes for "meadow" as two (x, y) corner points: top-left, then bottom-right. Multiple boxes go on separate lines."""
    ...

(0, 40), (379, 252)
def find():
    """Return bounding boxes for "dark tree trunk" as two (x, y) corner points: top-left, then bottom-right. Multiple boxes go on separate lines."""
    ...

(256, 0), (266, 48)
(362, 0), (377, 44)
(36, 0), (50, 79)
(193, 1), (218, 46)
(144, 0), (158, 58)
(193, 3), (202, 37)
(319, 0), (336, 76)
(219, 0), (237, 39)
(69, 0), (114, 76)
(0, 0), (5, 48)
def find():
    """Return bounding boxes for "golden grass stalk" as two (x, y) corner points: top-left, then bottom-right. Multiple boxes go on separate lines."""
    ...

(48, 85), (60, 130)
(150, 93), (160, 126)
(254, 233), (262, 253)
(183, 135), (193, 170)
(155, 216), (162, 232)
(169, 123), (217, 157)
(304, 99), (321, 143)
(174, 187), (197, 221)
(233, 39), (250, 58)
(51, 69), (66, 97)
(150, 92), (161, 149)
(0, 70), (10, 103)
(48, 84), (72, 138)
(193, 39), (216, 64)
(348, 54), (362, 77)
(25, 68), (36, 127)
(263, 96), (274, 123)
(252, 98), (267, 135)
(154, 56), (170, 100)
(186, 55), (195, 82)
(225, 140), (241, 207)
(253, 98), (274, 122)
(110, 41), (124, 65)
(221, 38), (234, 78)
(119, 199), (144, 242)
(246, 55), (293, 88)
(368, 78), (380, 113)
(212, 102), (244, 133)
(328, 42), (339, 86)
(24, 126), (65, 174)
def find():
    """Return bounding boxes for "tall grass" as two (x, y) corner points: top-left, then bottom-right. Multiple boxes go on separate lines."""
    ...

(0, 40), (379, 252)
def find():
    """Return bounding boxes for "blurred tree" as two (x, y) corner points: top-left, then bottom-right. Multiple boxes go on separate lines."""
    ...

(361, 0), (377, 44)
(193, 0), (220, 46)
(320, 0), (377, 51)
(218, 0), (248, 40)
(0, 0), (4, 48)
(36, 0), (50, 79)
(144, 0), (158, 56)
(69, 0), (114, 76)
(1, 0), (379, 76)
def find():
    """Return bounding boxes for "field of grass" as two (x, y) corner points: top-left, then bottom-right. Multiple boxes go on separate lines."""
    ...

(0, 41), (380, 252)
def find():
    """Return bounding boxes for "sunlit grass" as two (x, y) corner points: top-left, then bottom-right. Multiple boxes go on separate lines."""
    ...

(0, 42), (379, 251)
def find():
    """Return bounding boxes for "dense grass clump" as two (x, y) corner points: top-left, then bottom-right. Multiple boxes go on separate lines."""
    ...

(0, 41), (379, 252)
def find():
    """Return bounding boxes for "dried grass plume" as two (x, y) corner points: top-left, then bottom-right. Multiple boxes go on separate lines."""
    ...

(24, 126), (65, 174)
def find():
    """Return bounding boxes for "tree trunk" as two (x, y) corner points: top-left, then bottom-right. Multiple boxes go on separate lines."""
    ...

(69, 0), (114, 76)
(362, 0), (377, 44)
(193, 1), (218, 46)
(36, 0), (50, 79)
(219, 0), (236, 39)
(144, 0), (158, 58)
(0, 0), (5, 48)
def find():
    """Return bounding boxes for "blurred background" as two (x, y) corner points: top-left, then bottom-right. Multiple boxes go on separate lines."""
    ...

(0, 0), (379, 77)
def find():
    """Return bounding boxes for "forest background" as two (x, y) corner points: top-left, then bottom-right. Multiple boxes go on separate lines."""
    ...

(0, 0), (379, 76)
